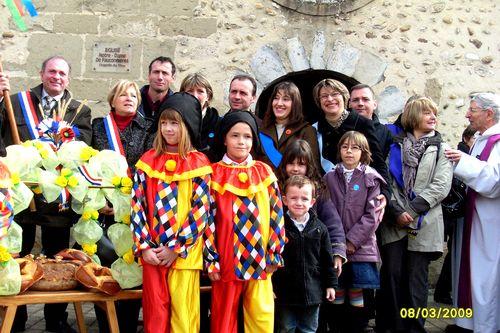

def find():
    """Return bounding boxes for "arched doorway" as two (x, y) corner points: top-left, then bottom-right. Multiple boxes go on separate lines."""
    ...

(256, 69), (359, 124)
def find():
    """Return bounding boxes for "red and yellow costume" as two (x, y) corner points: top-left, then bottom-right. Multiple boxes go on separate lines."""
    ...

(131, 149), (212, 333)
(204, 158), (285, 333)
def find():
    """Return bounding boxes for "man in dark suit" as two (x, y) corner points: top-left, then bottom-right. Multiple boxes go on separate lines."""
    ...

(0, 55), (91, 333)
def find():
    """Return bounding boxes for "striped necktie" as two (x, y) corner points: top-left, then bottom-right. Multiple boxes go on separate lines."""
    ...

(43, 96), (54, 118)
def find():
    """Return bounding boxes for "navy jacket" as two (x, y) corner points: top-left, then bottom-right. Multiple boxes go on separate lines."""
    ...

(273, 210), (337, 306)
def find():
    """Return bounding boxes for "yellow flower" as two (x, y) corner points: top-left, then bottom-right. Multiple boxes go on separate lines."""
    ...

(120, 186), (132, 195)
(67, 176), (79, 188)
(82, 243), (97, 256)
(120, 177), (133, 188)
(238, 172), (248, 183)
(123, 249), (135, 264)
(55, 176), (68, 187)
(111, 176), (121, 187)
(11, 173), (20, 185)
(22, 141), (33, 148)
(82, 210), (98, 221)
(80, 150), (91, 161)
(0, 245), (12, 263)
(82, 211), (92, 220)
(80, 147), (97, 161)
(60, 168), (72, 177)
(39, 149), (49, 159)
(121, 214), (131, 225)
(165, 159), (177, 172)
(33, 141), (43, 149)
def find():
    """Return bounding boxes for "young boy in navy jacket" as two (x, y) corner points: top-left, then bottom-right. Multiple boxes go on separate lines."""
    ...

(273, 175), (337, 332)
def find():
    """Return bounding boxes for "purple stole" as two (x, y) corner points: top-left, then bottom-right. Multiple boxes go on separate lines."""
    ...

(457, 133), (500, 308)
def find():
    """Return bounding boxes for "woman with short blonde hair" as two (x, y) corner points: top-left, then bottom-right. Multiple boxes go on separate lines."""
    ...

(378, 96), (452, 332)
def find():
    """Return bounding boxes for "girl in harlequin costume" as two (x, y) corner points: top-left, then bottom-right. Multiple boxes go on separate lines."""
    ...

(204, 111), (286, 333)
(131, 92), (213, 333)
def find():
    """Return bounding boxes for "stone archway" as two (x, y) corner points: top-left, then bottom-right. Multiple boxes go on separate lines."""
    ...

(249, 32), (406, 122)
(255, 69), (359, 123)
(272, 0), (376, 16)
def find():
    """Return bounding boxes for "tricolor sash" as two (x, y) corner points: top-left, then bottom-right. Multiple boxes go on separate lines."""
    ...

(259, 132), (282, 168)
(77, 165), (102, 186)
(103, 114), (125, 156)
(18, 91), (40, 140)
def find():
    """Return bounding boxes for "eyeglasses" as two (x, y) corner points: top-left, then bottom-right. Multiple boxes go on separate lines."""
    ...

(467, 107), (484, 113)
(340, 144), (361, 152)
(320, 92), (342, 100)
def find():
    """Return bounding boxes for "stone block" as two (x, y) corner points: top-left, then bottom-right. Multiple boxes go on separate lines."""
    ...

(159, 17), (217, 38)
(287, 37), (310, 72)
(9, 77), (41, 95)
(100, 15), (159, 37)
(310, 31), (326, 69)
(87, 100), (109, 119)
(326, 40), (360, 76)
(26, 34), (84, 76)
(38, 0), (83, 13)
(82, 0), (138, 14)
(353, 50), (388, 86)
(424, 78), (443, 104)
(69, 78), (111, 102)
(9, 14), (54, 32)
(250, 45), (287, 86)
(141, 38), (177, 79)
(141, 0), (198, 17)
(377, 86), (406, 121)
(54, 14), (99, 34)
(84, 36), (142, 79)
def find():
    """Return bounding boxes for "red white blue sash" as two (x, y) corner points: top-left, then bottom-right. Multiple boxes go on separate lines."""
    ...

(77, 165), (103, 186)
(18, 91), (40, 140)
(58, 187), (70, 210)
(103, 114), (125, 157)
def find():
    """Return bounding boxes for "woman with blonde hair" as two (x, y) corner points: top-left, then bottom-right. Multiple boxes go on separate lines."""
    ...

(378, 96), (452, 333)
(91, 79), (153, 333)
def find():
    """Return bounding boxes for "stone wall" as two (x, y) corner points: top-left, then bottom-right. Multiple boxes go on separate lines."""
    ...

(1, 0), (499, 145)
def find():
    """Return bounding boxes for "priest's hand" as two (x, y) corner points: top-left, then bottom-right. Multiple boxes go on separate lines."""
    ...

(444, 148), (463, 163)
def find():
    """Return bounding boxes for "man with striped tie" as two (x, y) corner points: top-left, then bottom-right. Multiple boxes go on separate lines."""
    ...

(0, 55), (91, 333)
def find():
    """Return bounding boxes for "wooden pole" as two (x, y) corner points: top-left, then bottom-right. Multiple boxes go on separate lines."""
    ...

(0, 58), (36, 211)
(0, 59), (20, 144)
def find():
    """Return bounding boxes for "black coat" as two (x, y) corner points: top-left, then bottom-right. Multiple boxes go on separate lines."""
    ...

(91, 112), (153, 173)
(201, 107), (220, 150)
(373, 113), (393, 160)
(317, 110), (391, 198)
(1, 84), (92, 150)
(273, 211), (337, 306)
(0, 84), (92, 227)
(137, 85), (174, 133)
